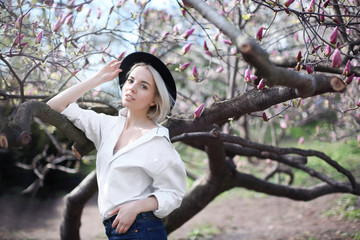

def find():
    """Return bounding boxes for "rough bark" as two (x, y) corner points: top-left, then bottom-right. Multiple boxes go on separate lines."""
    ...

(60, 170), (98, 240)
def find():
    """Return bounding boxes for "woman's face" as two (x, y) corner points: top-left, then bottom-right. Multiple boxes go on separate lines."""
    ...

(121, 65), (157, 113)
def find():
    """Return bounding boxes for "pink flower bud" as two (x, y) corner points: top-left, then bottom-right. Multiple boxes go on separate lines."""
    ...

(306, 65), (313, 74)
(97, 7), (101, 19)
(78, 43), (86, 53)
(330, 26), (338, 44)
(262, 112), (269, 122)
(320, 11), (325, 23)
(193, 103), (205, 119)
(357, 99), (360, 107)
(192, 65), (199, 78)
(35, 30), (43, 44)
(332, 49), (341, 68)
(284, 0), (295, 8)
(14, 33), (24, 46)
(86, 8), (92, 17)
(20, 41), (29, 48)
(343, 60), (351, 76)
(179, 62), (191, 71)
(307, 0), (316, 12)
(118, 51), (126, 61)
(244, 68), (251, 83)
(250, 75), (258, 81)
(324, 44), (331, 57)
(76, 4), (83, 12)
(173, 25), (179, 35)
(323, 0), (331, 8)
(65, 14), (73, 25)
(216, 66), (224, 73)
(298, 136), (305, 145)
(296, 51), (302, 62)
(181, 43), (192, 55)
(204, 50), (213, 57)
(345, 73), (355, 84)
(312, 45), (320, 54)
(257, 79), (265, 90)
(182, 0), (191, 8)
(183, 28), (194, 40)
(53, 18), (62, 32)
(256, 27), (264, 41)
(294, 32), (299, 42)
(45, 0), (54, 6)
(15, 15), (22, 29)
(203, 41), (209, 51)
(222, 38), (232, 45)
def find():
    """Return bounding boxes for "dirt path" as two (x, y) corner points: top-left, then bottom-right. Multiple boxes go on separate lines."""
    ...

(0, 192), (358, 240)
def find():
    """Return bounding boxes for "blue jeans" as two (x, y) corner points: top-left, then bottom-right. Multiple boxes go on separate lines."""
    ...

(102, 211), (167, 240)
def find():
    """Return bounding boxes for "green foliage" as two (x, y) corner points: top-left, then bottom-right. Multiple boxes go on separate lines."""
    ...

(185, 223), (221, 240)
(325, 194), (360, 221)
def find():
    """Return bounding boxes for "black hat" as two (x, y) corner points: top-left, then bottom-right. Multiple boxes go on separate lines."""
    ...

(118, 52), (176, 108)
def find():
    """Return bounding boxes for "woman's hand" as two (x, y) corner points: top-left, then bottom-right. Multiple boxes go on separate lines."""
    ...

(110, 201), (139, 234)
(109, 196), (158, 234)
(95, 60), (122, 84)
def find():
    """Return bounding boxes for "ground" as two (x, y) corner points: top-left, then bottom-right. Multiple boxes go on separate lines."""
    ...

(0, 191), (358, 240)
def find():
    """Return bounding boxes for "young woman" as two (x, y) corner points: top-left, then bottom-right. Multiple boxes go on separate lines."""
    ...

(47, 52), (187, 239)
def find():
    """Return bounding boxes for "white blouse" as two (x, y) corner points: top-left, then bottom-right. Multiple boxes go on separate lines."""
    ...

(62, 103), (187, 220)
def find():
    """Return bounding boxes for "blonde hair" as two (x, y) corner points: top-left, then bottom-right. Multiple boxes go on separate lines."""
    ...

(125, 63), (174, 122)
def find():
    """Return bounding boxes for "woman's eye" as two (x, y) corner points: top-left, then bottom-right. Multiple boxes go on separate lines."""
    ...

(141, 84), (148, 89)
(127, 79), (134, 83)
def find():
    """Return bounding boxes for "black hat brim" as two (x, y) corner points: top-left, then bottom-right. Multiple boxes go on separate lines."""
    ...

(118, 52), (176, 107)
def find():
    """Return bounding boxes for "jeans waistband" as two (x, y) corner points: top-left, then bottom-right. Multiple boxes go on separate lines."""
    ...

(102, 211), (157, 226)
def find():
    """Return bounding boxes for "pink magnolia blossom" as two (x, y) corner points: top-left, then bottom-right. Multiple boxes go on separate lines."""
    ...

(204, 51), (213, 57)
(332, 49), (341, 68)
(179, 62), (191, 71)
(262, 112), (269, 122)
(323, 0), (331, 8)
(15, 15), (22, 29)
(118, 51), (126, 61)
(307, 0), (316, 12)
(192, 65), (199, 78)
(298, 136), (305, 145)
(173, 25), (179, 35)
(20, 41), (29, 48)
(357, 99), (360, 107)
(244, 68), (251, 83)
(296, 51), (302, 62)
(97, 7), (101, 19)
(306, 65), (313, 74)
(216, 66), (224, 73)
(14, 33), (24, 46)
(181, 43), (192, 55)
(284, 0), (295, 8)
(256, 27), (264, 41)
(65, 14), (73, 25)
(294, 32), (299, 42)
(203, 41), (209, 51)
(257, 79), (265, 90)
(35, 30), (43, 44)
(193, 103), (205, 119)
(53, 18), (62, 32)
(324, 44), (331, 57)
(86, 8), (92, 17)
(330, 26), (338, 44)
(345, 73), (355, 84)
(222, 38), (232, 45)
(320, 11), (325, 23)
(183, 28), (195, 40)
(343, 60), (351, 76)
(76, 4), (83, 12)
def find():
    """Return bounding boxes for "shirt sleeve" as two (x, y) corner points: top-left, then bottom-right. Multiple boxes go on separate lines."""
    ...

(61, 102), (111, 149)
(145, 138), (187, 218)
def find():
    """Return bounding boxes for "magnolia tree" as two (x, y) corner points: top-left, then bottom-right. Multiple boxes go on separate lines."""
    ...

(1, 0), (360, 239)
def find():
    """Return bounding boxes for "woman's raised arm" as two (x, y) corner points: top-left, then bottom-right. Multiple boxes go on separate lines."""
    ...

(47, 60), (122, 113)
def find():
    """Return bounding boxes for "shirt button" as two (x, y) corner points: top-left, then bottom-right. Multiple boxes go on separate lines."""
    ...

(135, 229), (138, 233)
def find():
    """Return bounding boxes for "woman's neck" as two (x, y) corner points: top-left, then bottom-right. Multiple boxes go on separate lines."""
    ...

(125, 110), (155, 130)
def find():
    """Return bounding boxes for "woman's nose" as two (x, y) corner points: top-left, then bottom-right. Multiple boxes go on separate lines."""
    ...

(128, 84), (136, 93)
